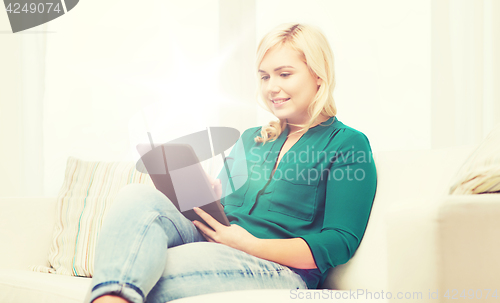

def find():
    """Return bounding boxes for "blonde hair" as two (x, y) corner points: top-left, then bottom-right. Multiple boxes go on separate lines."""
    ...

(254, 23), (337, 144)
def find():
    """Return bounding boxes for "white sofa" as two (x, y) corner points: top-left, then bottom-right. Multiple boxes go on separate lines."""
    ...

(1, 144), (500, 303)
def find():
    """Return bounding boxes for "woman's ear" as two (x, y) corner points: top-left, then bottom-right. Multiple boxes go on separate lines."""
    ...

(316, 76), (323, 87)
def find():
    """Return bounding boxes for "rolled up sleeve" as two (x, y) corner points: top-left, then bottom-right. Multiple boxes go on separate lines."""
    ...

(300, 130), (377, 274)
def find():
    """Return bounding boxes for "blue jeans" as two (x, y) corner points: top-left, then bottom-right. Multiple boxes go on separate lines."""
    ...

(84, 184), (307, 303)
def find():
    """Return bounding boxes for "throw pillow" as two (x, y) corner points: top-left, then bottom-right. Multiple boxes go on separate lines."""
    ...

(449, 124), (500, 195)
(30, 157), (154, 276)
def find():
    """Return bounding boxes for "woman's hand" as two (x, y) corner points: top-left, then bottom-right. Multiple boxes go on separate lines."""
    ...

(192, 208), (317, 269)
(192, 207), (258, 252)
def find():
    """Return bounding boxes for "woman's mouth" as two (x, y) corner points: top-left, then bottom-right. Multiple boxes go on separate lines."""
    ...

(271, 98), (290, 107)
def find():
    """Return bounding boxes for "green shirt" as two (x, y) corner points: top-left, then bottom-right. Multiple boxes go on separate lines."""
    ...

(217, 116), (377, 289)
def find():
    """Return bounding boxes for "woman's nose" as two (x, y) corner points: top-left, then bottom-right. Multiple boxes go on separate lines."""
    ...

(268, 77), (281, 94)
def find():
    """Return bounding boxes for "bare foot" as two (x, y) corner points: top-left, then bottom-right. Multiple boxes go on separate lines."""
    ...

(92, 295), (130, 303)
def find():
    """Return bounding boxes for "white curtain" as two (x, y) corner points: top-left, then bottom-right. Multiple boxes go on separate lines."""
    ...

(0, 23), (47, 197)
(20, 28), (47, 197)
(431, 0), (500, 149)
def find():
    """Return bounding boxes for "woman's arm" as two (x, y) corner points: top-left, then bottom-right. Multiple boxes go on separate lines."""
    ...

(248, 237), (317, 269)
(192, 207), (317, 269)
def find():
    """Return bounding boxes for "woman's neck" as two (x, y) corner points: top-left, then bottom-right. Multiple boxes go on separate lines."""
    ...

(287, 114), (330, 134)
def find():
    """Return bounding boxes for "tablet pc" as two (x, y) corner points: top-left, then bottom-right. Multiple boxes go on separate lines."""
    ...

(136, 143), (230, 228)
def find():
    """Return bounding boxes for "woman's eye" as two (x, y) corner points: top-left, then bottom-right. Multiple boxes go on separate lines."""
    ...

(280, 73), (291, 78)
(261, 75), (269, 80)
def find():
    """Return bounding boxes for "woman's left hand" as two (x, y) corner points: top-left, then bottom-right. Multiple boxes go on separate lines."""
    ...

(192, 207), (259, 252)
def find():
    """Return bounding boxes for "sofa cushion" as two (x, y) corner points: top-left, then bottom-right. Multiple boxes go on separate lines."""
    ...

(449, 124), (500, 194)
(31, 157), (154, 277)
(0, 269), (91, 303)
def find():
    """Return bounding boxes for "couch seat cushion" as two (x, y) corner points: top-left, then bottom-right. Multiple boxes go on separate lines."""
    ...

(0, 269), (91, 303)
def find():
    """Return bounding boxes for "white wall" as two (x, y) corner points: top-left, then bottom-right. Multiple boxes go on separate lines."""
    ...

(256, 0), (431, 153)
(41, 0), (223, 196)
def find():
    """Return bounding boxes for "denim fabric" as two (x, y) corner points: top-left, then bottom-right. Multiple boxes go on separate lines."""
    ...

(84, 184), (307, 303)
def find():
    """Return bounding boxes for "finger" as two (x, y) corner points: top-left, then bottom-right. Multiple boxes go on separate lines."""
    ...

(194, 207), (222, 231)
(198, 226), (217, 243)
(193, 220), (217, 240)
(201, 231), (216, 242)
(199, 230), (214, 242)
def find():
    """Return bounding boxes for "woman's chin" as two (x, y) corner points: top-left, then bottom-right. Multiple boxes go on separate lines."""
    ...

(271, 108), (292, 119)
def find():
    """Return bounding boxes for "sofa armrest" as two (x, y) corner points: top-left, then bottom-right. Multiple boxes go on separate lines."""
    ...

(385, 199), (443, 302)
(386, 194), (500, 303)
(438, 194), (500, 302)
(0, 197), (57, 270)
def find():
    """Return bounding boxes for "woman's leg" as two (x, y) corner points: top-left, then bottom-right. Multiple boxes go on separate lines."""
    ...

(145, 242), (307, 303)
(84, 184), (206, 303)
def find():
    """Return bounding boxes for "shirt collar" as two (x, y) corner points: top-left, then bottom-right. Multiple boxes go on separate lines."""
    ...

(285, 116), (337, 134)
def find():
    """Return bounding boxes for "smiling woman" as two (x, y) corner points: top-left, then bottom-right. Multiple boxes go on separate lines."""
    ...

(258, 46), (324, 131)
(255, 23), (337, 142)
(85, 23), (377, 303)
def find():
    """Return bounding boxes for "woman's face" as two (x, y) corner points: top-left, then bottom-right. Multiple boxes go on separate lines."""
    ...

(258, 45), (322, 126)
